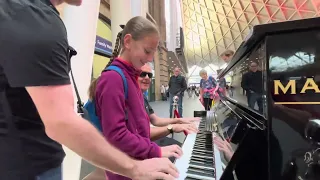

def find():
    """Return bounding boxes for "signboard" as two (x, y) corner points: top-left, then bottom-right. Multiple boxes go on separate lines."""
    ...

(95, 35), (112, 56)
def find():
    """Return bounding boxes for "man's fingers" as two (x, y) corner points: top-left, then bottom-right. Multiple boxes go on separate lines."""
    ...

(172, 152), (180, 158)
(226, 141), (233, 150)
(151, 172), (176, 180)
(174, 145), (183, 156)
(158, 159), (179, 178)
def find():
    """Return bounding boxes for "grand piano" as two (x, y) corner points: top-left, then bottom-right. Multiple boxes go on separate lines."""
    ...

(175, 17), (320, 180)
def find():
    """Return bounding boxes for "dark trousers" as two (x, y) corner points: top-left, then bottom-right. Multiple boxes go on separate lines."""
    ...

(203, 98), (213, 111)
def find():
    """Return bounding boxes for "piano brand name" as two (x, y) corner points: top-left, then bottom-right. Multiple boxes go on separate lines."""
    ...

(274, 78), (320, 95)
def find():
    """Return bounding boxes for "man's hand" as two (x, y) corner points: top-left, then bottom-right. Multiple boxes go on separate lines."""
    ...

(131, 158), (179, 180)
(176, 117), (201, 124)
(161, 145), (183, 158)
(213, 136), (234, 161)
(172, 123), (198, 134)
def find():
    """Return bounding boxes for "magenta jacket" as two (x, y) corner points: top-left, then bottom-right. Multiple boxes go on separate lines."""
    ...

(95, 59), (161, 180)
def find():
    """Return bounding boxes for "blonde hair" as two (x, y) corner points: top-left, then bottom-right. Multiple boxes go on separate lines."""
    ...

(106, 16), (159, 67)
(88, 78), (99, 101)
(220, 50), (235, 57)
(199, 69), (207, 76)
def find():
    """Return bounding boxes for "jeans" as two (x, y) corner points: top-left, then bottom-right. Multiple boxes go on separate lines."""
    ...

(247, 92), (263, 113)
(36, 166), (62, 180)
(169, 93), (183, 118)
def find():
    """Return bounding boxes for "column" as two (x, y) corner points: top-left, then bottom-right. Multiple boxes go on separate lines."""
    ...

(110, 0), (145, 46)
(61, 1), (100, 180)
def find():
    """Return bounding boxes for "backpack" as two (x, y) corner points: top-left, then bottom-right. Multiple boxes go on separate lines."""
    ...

(83, 65), (128, 132)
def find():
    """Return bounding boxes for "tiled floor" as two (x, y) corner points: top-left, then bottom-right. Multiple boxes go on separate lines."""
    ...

(79, 95), (205, 179)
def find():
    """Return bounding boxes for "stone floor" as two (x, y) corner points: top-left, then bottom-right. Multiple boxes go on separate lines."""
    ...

(79, 95), (205, 179)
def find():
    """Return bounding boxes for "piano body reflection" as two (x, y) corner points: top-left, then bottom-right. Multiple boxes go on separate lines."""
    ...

(175, 17), (320, 180)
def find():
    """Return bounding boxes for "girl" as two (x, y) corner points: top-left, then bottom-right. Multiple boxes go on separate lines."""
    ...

(95, 16), (182, 180)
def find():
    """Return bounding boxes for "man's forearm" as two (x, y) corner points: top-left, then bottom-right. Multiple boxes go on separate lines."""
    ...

(47, 114), (136, 178)
(150, 127), (170, 141)
(151, 114), (177, 126)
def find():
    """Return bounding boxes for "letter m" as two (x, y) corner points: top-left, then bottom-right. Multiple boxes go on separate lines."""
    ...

(274, 80), (296, 95)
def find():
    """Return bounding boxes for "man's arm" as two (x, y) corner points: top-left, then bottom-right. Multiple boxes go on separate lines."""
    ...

(26, 85), (136, 177)
(150, 122), (198, 141)
(150, 113), (179, 127)
(150, 127), (171, 141)
(181, 76), (188, 92)
(241, 73), (249, 91)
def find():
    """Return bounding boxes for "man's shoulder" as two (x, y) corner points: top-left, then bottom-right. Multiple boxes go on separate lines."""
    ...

(0, 0), (67, 46)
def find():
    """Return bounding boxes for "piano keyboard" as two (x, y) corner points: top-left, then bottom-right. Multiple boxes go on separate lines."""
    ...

(175, 118), (223, 180)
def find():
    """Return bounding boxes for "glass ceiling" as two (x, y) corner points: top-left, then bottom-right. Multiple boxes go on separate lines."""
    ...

(182, 0), (320, 76)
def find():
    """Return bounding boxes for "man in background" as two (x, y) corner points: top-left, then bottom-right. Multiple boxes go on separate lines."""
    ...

(241, 62), (263, 113)
(219, 50), (235, 96)
(220, 49), (235, 64)
(168, 67), (187, 118)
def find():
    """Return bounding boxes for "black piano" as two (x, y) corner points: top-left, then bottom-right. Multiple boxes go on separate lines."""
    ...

(175, 17), (320, 180)
(217, 17), (320, 180)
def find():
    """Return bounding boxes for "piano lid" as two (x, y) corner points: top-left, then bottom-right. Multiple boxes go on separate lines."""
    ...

(218, 17), (320, 78)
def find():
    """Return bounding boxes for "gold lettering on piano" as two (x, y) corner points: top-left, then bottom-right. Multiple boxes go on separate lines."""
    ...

(274, 80), (296, 95)
(301, 78), (320, 93)
(274, 78), (320, 104)
(274, 78), (320, 94)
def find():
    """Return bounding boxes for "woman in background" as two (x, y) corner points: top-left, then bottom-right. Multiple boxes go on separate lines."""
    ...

(199, 69), (218, 110)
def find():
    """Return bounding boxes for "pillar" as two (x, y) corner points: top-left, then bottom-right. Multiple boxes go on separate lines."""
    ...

(110, 0), (147, 46)
(61, 1), (100, 180)
(149, 0), (169, 100)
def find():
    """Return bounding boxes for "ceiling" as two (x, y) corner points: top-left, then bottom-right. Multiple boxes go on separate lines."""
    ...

(181, 0), (320, 70)
(167, 51), (186, 74)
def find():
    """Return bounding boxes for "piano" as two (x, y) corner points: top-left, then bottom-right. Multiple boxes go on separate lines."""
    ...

(174, 111), (223, 180)
(176, 17), (320, 180)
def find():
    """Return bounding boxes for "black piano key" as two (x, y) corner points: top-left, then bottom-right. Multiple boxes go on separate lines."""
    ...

(192, 151), (213, 157)
(190, 156), (213, 163)
(192, 149), (213, 153)
(194, 145), (212, 149)
(185, 176), (203, 180)
(191, 154), (214, 159)
(190, 159), (214, 167)
(187, 166), (215, 177)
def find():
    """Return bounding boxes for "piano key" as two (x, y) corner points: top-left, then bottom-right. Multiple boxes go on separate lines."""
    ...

(185, 176), (203, 180)
(192, 149), (213, 153)
(190, 160), (214, 167)
(186, 174), (215, 180)
(189, 164), (215, 171)
(187, 167), (215, 177)
(188, 165), (215, 174)
(175, 117), (223, 180)
(192, 154), (214, 159)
